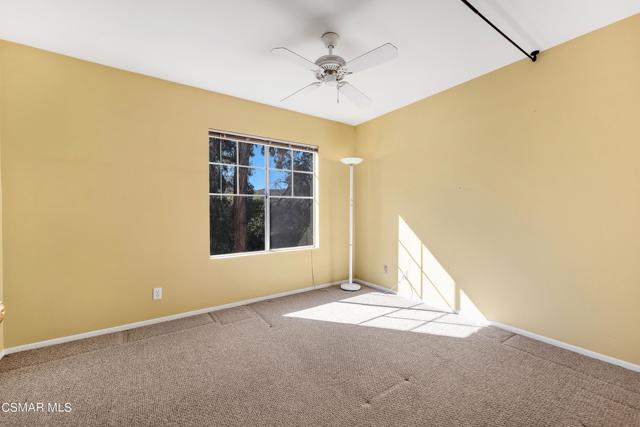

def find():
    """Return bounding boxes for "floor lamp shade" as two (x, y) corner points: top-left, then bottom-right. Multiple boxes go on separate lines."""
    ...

(340, 157), (363, 291)
(340, 157), (363, 166)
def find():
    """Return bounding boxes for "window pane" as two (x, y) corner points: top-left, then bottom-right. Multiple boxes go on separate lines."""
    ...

(209, 137), (221, 163)
(210, 196), (265, 255)
(269, 170), (291, 196)
(238, 167), (265, 195)
(270, 198), (313, 249)
(209, 164), (236, 194)
(293, 172), (313, 197)
(238, 142), (265, 167)
(293, 150), (313, 172)
(219, 139), (237, 164)
(269, 147), (291, 170)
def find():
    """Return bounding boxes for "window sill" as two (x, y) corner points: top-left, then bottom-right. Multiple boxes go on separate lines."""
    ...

(209, 245), (318, 260)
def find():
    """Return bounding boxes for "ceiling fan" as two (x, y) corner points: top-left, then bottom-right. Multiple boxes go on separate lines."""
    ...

(272, 32), (398, 108)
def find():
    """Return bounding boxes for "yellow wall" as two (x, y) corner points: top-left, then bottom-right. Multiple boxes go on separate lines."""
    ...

(0, 50), (4, 354)
(0, 41), (354, 348)
(355, 14), (640, 364)
(2, 15), (639, 365)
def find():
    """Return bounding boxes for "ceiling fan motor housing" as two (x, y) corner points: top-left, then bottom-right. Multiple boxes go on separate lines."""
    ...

(315, 54), (347, 82)
(316, 32), (348, 83)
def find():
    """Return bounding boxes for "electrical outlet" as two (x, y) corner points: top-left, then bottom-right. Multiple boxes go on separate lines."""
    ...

(153, 287), (163, 300)
(383, 264), (389, 274)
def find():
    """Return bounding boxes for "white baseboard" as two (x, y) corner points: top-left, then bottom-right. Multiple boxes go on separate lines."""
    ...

(5, 278), (639, 373)
(3, 281), (341, 356)
(356, 278), (640, 373)
(354, 278), (396, 294)
(491, 321), (640, 373)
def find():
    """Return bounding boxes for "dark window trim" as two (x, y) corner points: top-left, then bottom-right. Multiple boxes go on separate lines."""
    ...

(209, 130), (318, 258)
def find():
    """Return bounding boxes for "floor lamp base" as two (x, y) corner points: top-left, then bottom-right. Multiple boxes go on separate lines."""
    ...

(340, 282), (361, 291)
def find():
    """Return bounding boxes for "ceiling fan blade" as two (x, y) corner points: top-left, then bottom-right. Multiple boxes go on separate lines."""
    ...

(272, 47), (320, 71)
(280, 82), (322, 102)
(338, 82), (371, 108)
(345, 43), (398, 74)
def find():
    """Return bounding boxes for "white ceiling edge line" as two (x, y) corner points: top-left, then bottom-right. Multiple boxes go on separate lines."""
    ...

(0, 36), (355, 127)
(0, 30), (578, 129)
(346, 12), (640, 126)
(0, 25), (598, 130)
(0, 3), (638, 126)
(277, 7), (635, 126)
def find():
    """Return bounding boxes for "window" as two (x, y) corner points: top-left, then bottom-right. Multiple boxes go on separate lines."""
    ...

(209, 131), (317, 256)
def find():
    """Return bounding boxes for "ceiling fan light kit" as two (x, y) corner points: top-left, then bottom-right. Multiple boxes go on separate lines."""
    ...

(272, 32), (398, 108)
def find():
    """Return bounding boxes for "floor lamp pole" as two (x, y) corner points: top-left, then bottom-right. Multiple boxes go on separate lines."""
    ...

(340, 157), (363, 291)
(348, 163), (354, 284)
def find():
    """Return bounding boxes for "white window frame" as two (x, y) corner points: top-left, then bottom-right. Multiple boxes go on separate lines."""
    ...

(209, 130), (319, 259)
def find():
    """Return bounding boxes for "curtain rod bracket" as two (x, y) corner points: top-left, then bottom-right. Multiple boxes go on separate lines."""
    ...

(530, 50), (540, 62)
(461, 0), (540, 63)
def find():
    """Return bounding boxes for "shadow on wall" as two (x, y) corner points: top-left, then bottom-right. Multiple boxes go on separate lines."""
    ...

(283, 216), (492, 339)
(397, 216), (486, 324)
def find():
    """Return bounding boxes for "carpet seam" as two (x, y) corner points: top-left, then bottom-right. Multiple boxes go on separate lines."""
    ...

(365, 377), (411, 406)
(501, 339), (640, 396)
(577, 386), (640, 412)
(1, 321), (218, 373)
(124, 317), (216, 343)
(0, 333), (127, 374)
(245, 305), (273, 328)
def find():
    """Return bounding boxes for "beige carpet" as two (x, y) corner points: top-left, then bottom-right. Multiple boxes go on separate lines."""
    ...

(0, 285), (638, 426)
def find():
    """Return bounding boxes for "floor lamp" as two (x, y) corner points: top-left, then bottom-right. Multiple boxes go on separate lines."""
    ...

(340, 157), (363, 291)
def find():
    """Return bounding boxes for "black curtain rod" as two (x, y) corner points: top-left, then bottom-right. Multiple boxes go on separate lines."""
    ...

(460, 0), (539, 62)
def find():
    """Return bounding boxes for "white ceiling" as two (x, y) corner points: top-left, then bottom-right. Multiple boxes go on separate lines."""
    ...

(1, 0), (638, 125)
